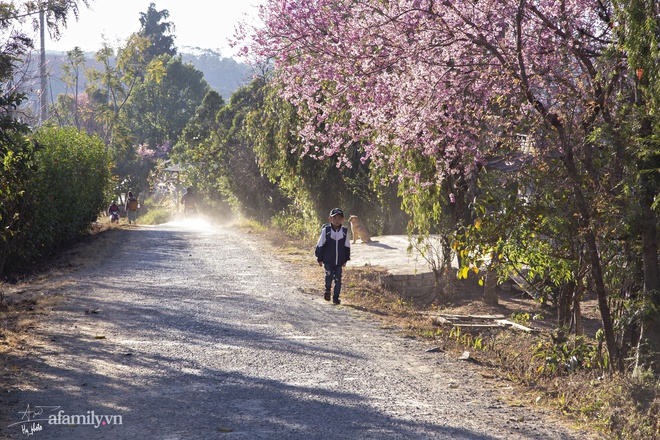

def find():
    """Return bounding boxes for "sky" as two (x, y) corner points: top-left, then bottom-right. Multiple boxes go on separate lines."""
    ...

(44, 0), (264, 57)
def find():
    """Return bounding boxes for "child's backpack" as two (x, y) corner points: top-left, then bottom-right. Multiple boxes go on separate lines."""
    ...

(127, 197), (138, 211)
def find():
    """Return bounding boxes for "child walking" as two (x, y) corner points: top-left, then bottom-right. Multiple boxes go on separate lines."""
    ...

(315, 208), (351, 304)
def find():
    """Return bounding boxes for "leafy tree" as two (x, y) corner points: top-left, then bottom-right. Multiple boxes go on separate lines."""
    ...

(174, 78), (287, 221)
(0, 0), (89, 102)
(170, 90), (226, 209)
(0, 1), (88, 43)
(138, 2), (176, 63)
(49, 5), (205, 202)
(611, 0), (660, 371)
(245, 79), (400, 235)
(51, 46), (85, 128)
(175, 76), (404, 236)
(84, 36), (151, 144)
(246, 0), (660, 371)
(126, 54), (209, 149)
(177, 89), (225, 150)
(82, 35), (162, 196)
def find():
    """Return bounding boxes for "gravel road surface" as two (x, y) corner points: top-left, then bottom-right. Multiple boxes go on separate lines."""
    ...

(2, 222), (595, 439)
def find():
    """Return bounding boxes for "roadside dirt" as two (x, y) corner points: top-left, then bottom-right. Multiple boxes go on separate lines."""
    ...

(0, 221), (606, 439)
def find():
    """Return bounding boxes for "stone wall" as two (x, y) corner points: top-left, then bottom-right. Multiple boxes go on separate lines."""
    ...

(381, 271), (437, 305)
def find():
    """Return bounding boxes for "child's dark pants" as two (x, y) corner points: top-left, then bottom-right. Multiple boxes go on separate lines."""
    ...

(324, 263), (343, 301)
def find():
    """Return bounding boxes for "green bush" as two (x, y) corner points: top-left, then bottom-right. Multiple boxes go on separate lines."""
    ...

(271, 210), (318, 241)
(0, 104), (34, 276)
(138, 207), (173, 225)
(5, 127), (112, 271)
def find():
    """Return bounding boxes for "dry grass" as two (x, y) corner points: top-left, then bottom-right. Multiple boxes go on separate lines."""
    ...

(0, 283), (68, 431)
(0, 220), (114, 353)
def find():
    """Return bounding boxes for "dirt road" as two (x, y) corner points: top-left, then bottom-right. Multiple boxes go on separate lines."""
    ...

(1, 222), (594, 439)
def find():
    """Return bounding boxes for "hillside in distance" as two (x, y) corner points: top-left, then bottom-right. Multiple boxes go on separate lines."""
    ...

(43, 48), (251, 102)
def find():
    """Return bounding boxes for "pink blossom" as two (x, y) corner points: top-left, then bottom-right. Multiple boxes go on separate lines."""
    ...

(240, 0), (620, 188)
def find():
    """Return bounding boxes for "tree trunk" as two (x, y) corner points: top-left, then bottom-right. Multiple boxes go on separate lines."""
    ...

(640, 186), (660, 294)
(636, 166), (660, 370)
(483, 253), (499, 306)
(573, 281), (584, 337)
(557, 281), (574, 330)
(630, 94), (660, 370)
(562, 146), (621, 371)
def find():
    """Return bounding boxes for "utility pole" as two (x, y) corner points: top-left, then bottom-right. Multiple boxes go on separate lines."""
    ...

(39, 6), (48, 125)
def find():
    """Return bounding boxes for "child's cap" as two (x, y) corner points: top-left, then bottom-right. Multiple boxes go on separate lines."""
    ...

(329, 208), (344, 217)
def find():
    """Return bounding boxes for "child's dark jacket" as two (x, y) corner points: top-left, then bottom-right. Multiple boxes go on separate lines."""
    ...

(315, 224), (351, 266)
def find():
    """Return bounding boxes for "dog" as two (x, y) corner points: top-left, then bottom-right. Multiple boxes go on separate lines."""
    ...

(348, 215), (372, 243)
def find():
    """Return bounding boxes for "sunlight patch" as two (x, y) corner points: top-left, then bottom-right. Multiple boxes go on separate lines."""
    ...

(166, 217), (213, 230)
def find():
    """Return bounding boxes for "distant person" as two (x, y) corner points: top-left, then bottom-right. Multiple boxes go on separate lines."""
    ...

(315, 208), (351, 305)
(108, 200), (120, 223)
(125, 191), (139, 225)
(180, 187), (197, 216)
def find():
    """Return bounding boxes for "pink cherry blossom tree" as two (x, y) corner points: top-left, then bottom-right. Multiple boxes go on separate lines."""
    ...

(239, 0), (643, 369)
